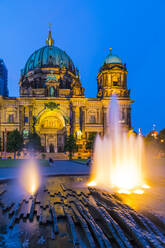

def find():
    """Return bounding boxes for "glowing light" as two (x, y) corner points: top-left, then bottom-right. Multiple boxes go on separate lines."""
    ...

(20, 160), (41, 195)
(88, 95), (149, 194)
(118, 189), (131, 194)
(133, 189), (144, 194)
(31, 183), (36, 195)
(87, 181), (97, 187)
(142, 184), (150, 189)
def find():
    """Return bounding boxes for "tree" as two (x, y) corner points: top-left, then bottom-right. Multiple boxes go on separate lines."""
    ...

(26, 132), (43, 152)
(64, 134), (77, 159)
(145, 132), (157, 145)
(7, 129), (23, 158)
(158, 128), (165, 141)
(144, 129), (165, 157)
(157, 128), (165, 152)
(86, 133), (96, 153)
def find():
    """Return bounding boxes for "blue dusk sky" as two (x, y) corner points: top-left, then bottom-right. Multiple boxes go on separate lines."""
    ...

(0, 0), (164, 135)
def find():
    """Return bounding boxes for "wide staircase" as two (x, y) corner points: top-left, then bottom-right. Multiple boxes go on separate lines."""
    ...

(44, 153), (69, 160)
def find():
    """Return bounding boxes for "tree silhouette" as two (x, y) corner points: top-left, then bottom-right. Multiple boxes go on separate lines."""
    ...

(64, 134), (77, 159)
(7, 130), (23, 158)
(26, 132), (43, 152)
(86, 133), (96, 153)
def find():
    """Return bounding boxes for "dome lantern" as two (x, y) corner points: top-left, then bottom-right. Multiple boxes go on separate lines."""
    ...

(103, 48), (122, 65)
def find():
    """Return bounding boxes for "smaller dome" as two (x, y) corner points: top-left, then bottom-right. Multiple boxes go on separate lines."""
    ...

(103, 48), (122, 65)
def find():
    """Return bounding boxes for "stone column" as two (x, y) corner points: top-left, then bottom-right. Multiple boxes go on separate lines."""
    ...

(72, 106), (80, 137)
(66, 124), (70, 136)
(103, 106), (107, 135)
(66, 107), (71, 137)
(124, 107), (127, 124)
(54, 135), (57, 153)
(28, 105), (33, 132)
(121, 72), (124, 88)
(127, 107), (131, 128)
(81, 106), (86, 139)
(97, 109), (99, 124)
(19, 105), (25, 132)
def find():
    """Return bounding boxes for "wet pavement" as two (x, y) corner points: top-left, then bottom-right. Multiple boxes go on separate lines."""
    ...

(0, 176), (165, 248)
(0, 161), (90, 181)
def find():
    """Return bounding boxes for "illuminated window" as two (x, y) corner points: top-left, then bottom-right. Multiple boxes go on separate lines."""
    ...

(24, 117), (28, 123)
(8, 114), (14, 123)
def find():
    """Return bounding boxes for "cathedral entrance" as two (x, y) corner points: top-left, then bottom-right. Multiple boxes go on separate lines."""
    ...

(46, 134), (58, 153)
(49, 144), (54, 153)
(35, 109), (66, 153)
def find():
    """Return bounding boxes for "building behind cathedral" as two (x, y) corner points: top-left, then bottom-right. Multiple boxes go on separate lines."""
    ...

(0, 28), (133, 158)
(0, 59), (8, 97)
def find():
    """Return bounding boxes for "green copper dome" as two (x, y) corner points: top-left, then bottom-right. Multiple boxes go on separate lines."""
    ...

(22, 29), (76, 75)
(103, 48), (122, 65)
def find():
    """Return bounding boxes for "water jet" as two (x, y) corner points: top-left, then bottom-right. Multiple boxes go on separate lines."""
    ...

(88, 95), (149, 194)
(19, 159), (41, 195)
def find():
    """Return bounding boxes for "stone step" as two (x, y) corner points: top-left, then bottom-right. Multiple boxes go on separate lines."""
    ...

(46, 153), (68, 160)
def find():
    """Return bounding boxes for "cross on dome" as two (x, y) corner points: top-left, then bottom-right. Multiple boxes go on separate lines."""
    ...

(109, 48), (112, 54)
(46, 23), (54, 46)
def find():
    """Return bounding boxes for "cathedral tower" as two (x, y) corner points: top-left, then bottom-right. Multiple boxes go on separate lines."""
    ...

(97, 48), (133, 129)
(97, 48), (130, 98)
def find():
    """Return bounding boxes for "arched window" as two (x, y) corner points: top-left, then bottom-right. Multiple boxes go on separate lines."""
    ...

(89, 115), (96, 124)
(113, 81), (118, 86)
(49, 86), (55, 97)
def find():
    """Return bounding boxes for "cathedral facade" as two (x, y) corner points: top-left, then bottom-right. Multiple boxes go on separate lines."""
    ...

(0, 29), (133, 156)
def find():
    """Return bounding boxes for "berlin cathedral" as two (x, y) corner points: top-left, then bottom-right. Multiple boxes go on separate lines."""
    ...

(0, 28), (133, 156)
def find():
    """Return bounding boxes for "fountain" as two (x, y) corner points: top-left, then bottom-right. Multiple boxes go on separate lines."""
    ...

(88, 95), (149, 194)
(19, 159), (41, 195)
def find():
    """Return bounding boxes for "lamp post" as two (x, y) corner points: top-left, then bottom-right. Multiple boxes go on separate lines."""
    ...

(4, 128), (6, 159)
